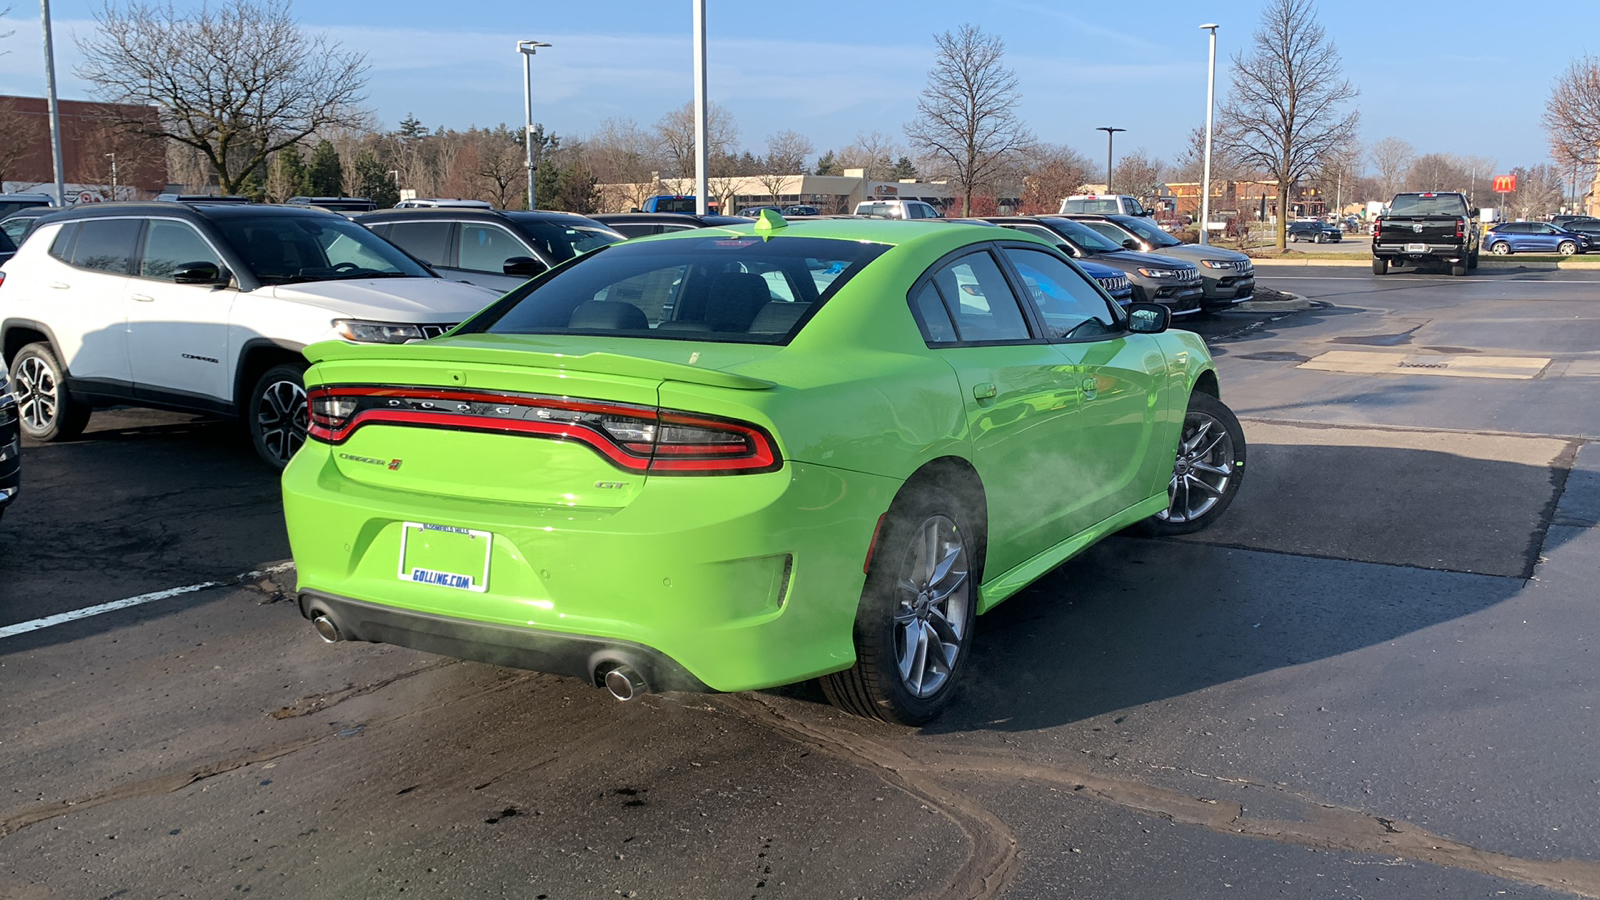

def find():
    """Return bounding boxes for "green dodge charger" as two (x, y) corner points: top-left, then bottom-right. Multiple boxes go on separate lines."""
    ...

(283, 213), (1245, 724)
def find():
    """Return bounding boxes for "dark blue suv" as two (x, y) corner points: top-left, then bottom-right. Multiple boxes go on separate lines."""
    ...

(1483, 222), (1592, 256)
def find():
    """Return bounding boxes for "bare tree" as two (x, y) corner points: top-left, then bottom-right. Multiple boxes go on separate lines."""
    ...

(1111, 148), (1165, 205)
(1171, 124), (1244, 185)
(653, 101), (738, 182)
(1216, 0), (1359, 249)
(1367, 137), (1414, 199)
(1545, 56), (1600, 169)
(587, 117), (662, 211)
(1016, 143), (1093, 214)
(0, 97), (41, 187)
(468, 125), (527, 209)
(755, 130), (813, 203)
(839, 130), (900, 181)
(905, 23), (1033, 216)
(75, 0), (368, 194)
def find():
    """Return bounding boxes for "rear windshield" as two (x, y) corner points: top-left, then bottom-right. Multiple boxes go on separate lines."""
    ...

(1388, 194), (1469, 217)
(0, 199), (50, 219)
(462, 235), (888, 345)
(648, 197), (697, 213)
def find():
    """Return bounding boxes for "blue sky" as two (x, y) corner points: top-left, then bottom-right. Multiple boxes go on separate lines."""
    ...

(0, 0), (1580, 174)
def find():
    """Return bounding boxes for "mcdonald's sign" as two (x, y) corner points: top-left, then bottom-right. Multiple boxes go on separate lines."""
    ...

(1492, 174), (1516, 193)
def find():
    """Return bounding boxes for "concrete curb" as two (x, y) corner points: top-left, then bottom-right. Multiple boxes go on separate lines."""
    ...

(1232, 291), (1313, 311)
(1250, 256), (1600, 269)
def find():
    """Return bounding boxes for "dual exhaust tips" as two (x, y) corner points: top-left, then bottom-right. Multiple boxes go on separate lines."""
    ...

(309, 612), (650, 702)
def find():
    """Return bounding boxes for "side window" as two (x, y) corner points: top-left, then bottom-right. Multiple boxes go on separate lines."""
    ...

(910, 281), (957, 344)
(926, 251), (1032, 343)
(458, 222), (533, 273)
(70, 219), (141, 274)
(385, 221), (453, 266)
(1002, 247), (1118, 341)
(140, 221), (221, 281)
(47, 222), (80, 263)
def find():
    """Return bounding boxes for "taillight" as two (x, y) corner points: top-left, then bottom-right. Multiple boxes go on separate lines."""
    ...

(305, 385), (780, 475)
(1372, 220), (1381, 239)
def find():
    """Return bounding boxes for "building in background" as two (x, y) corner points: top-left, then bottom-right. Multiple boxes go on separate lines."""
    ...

(0, 95), (167, 204)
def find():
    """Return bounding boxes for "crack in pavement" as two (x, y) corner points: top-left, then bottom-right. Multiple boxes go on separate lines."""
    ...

(732, 698), (1600, 899)
(269, 658), (461, 719)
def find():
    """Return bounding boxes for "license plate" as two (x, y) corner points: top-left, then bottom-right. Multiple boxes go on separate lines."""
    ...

(398, 522), (491, 592)
(1405, 243), (1427, 253)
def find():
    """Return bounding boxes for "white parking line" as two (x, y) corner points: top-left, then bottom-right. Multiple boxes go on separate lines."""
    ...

(0, 562), (295, 640)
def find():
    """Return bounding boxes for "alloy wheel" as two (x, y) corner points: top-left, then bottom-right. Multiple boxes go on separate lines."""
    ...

(14, 356), (58, 433)
(891, 514), (971, 699)
(1158, 408), (1237, 525)
(256, 379), (308, 465)
(1491, 243), (1510, 255)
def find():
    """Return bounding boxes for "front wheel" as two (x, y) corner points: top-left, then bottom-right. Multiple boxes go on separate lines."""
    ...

(1137, 392), (1246, 537)
(1372, 258), (1389, 275)
(10, 342), (90, 441)
(820, 486), (978, 725)
(248, 363), (309, 469)
(1314, 233), (1325, 244)
(1558, 240), (1578, 256)
(1490, 242), (1511, 255)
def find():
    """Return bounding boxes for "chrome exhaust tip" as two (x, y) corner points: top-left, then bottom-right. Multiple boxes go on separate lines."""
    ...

(602, 665), (648, 702)
(311, 614), (342, 643)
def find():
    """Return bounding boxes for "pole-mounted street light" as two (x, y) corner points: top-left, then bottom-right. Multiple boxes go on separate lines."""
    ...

(1199, 23), (1219, 245)
(1097, 126), (1125, 193)
(517, 39), (552, 210)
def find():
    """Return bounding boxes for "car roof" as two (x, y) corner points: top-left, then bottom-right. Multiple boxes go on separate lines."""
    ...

(358, 208), (608, 225)
(593, 212), (709, 224)
(34, 201), (343, 223)
(634, 216), (1026, 252)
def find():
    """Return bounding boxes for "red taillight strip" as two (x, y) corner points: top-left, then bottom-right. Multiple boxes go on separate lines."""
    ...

(306, 385), (781, 475)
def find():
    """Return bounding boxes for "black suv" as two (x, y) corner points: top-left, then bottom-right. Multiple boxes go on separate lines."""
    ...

(357, 208), (625, 293)
(1286, 220), (1342, 243)
(593, 212), (753, 238)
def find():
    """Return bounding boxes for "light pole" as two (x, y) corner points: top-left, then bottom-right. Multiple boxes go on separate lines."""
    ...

(517, 39), (551, 210)
(1199, 23), (1219, 245)
(1097, 126), (1125, 193)
(105, 152), (117, 200)
(41, 0), (66, 206)
(692, 0), (709, 215)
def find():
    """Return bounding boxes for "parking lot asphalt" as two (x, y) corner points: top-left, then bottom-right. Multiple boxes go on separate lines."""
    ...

(4, 266), (1600, 898)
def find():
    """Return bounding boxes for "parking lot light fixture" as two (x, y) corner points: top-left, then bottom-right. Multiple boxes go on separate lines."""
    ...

(517, 39), (552, 210)
(1200, 23), (1219, 245)
(1097, 126), (1125, 193)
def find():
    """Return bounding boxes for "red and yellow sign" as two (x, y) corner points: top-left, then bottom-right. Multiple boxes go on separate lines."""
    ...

(1492, 174), (1516, 193)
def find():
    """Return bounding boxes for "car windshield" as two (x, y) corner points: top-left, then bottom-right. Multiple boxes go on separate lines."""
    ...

(1388, 194), (1469, 217)
(213, 214), (433, 284)
(1039, 217), (1123, 253)
(1114, 216), (1181, 247)
(462, 234), (888, 345)
(507, 217), (625, 262)
(1061, 199), (1122, 215)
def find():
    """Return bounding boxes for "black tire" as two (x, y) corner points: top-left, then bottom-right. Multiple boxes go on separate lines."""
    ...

(1450, 260), (1468, 277)
(1490, 242), (1511, 255)
(1558, 240), (1578, 256)
(1289, 233), (1300, 244)
(820, 485), (978, 725)
(1372, 258), (1388, 275)
(1314, 233), (1325, 244)
(9, 342), (90, 441)
(248, 363), (309, 469)
(1468, 250), (1479, 270)
(1137, 392), (1246, 537)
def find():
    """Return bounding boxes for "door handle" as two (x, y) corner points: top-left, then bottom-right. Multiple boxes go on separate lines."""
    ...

(972, 382), (997, 400)
(48, 281), (69, 290)
(131, 293), (155, 303)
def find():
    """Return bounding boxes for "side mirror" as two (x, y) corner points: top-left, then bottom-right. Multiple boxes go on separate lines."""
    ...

(1121, 238), (1139, 251)
(172, 261), (226, 285)
(1125, 302), (1170, 334)
(502, 256), (547, 277)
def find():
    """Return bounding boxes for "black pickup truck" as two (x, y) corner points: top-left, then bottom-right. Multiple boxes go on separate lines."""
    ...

(1371, 191), (1480, 276)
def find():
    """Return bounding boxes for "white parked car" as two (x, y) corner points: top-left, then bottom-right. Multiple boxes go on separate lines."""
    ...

(853, 199), (944, 219)
(0, 202), (499, 467)
(1058, 194), (1153, 217)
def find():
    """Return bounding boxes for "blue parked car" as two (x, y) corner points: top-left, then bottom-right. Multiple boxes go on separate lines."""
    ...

(1483, 222), (1593, 256)
(1078, 258), (1135, 307)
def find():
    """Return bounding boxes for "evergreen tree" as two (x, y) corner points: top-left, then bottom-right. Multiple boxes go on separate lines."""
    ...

(274, 145), (311, 200)
(891, 156), (918, 180)
(306, 140), (344, 196)
(398, 113), (428, 143)
(534, 160), (561, 210)
(353, 150), (399, 208)
(814, 150), (841, 176)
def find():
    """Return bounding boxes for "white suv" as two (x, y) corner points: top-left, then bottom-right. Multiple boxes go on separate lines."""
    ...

(1058, 194), (1152, 217)
(0, 202), (499, 467)
(853, 199), (943, 219)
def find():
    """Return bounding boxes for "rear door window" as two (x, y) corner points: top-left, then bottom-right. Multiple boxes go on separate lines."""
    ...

(69, 219), (141, 274)
(383, 220), (454, 266)
(923, 251), (1033, 343)
(139, 220), (222, 281)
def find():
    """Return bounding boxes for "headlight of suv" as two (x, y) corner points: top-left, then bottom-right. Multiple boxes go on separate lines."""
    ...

(1199, 259), (1238, 269)
(1136, 267), (1183, 279)
(334, 320), (428, 344)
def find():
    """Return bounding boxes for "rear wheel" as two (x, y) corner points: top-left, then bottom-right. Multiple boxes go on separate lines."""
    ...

(1468, 250), (1479, 269)
(1450, 260), (1468, 276)
(1490, 242), (1511, 255)
(10, 342), (90, 441)
(1138, 392), (1246, 537)
(820, 485), (977, 725)
(1372, 258), (1388, 275)
(248, 363), (309, 469)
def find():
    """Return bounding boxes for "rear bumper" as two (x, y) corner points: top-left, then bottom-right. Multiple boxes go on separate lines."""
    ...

(283, 444), (901, 692)
(298, 589), (712, 692)
(1373, 243), (1469, 262)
